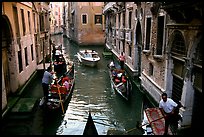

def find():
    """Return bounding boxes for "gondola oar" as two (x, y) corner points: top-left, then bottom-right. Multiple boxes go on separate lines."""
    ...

(57, 85), (65, 115)
(126, 115), (166, 133)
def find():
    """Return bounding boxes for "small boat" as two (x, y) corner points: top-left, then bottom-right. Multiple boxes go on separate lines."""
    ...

(83, 111), (98, 135)
(40, 63), (75, 111)
(108, 61), (132, 101)
(77, 49), (100, 67)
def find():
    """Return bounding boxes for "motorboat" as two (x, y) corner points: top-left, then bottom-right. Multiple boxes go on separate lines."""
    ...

(77, 49), (100, 67)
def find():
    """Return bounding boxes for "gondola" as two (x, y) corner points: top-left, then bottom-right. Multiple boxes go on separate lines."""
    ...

(53, 50), (67, 73)
(39, 63), (75, 111)
(83, 111), (98, 135)
(107, 61), (132, 101)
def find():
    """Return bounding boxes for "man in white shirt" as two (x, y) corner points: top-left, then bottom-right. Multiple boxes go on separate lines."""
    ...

(159, 93), (178, 135)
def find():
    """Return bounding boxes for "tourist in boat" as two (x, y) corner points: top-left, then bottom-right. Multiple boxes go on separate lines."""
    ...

(159, 93), (180, 135)
(42, 66), (54, 102)
(119, 52), (125, 70)
(62, 80), (69, 91)
(51, 78), (59, 87)
(62, 74), (70, 84)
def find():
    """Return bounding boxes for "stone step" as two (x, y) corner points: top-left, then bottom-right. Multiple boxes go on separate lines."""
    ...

(11, 98), (39, 114)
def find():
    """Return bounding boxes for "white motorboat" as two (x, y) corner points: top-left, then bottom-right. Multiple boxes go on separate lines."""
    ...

(77, 50), (100, 67)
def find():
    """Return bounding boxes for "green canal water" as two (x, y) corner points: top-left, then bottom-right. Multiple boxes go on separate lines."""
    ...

(2, 34), (152, 135)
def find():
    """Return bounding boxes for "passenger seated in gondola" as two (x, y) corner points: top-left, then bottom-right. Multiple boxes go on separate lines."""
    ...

(122, 75), (127, 83)
(62, 80), (69, 91)
(50, 78), (60, 93)
(62, 74), (70, 84)
(112, 69), (118, 82)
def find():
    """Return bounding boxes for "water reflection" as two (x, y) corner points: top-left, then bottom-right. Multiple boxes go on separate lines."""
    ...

(51, 34), (144, 135)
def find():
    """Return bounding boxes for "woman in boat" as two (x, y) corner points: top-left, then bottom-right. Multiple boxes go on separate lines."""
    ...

(62, 80), (69, 91)
(62, 74), (70, 84)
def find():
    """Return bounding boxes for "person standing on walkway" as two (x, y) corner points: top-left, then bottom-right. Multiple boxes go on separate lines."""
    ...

(159, 93), (179, 135)
(119, 52), (125, 70)
(42, 66), (54, 102)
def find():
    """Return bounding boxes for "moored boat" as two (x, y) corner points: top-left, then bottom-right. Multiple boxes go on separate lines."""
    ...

(77, 49), (100, 67)
(107, 61), (132, 101)
(83, 111), (98, 135)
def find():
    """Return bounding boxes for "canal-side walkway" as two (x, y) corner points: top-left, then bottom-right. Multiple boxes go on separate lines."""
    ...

(2, 63), (50, 119)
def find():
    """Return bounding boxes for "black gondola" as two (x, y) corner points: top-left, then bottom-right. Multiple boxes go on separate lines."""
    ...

(83, 111), (98, 135)
(53, 52), (67, 73)
(108, 61), (132, 101)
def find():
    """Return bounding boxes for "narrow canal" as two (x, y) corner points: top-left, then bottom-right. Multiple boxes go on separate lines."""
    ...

(2, 34), (152, 135)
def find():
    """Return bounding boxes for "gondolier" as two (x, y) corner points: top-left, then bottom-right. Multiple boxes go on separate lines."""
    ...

(119, 52), (125, 70)
(42, 66), (54, 103)
(159, 93), (180, 135)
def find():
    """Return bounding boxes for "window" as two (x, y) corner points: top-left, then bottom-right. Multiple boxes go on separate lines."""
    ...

(156, 16), (164, 55)
(129, 11), (132, 29)
(25, 47), (29, 66)
(82, 14), (87, 24)
(33, 13), (36, 33)
(13, 6), (20, 37)
(145, 17), (151, 50)
(128, 43), (132, 57)
(118, 13), (121, 28)
(149, 63), (153, 76)
(21, 9), (26, 35)
(18, 51), (23, 73)
(95, 15), (102, 24)
(31, 44), (34, 61)
(28, 11), (31, 34)
(40, 14), (44, 32)
(171, 30), (186, 57)
(123, 12), (125, 27)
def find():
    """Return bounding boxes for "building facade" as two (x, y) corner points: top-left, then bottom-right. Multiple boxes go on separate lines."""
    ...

(2, 2), (51, 115)
(103, 2), (203, 131)
(67, 2), (105, 45)
(49, 2), (63, 35)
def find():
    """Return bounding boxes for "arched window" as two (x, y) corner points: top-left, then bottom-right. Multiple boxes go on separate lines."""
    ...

(171, 30), (186, 57)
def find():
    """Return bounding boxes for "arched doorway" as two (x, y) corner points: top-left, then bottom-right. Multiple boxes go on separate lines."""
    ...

(2, 16), (13, 96)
